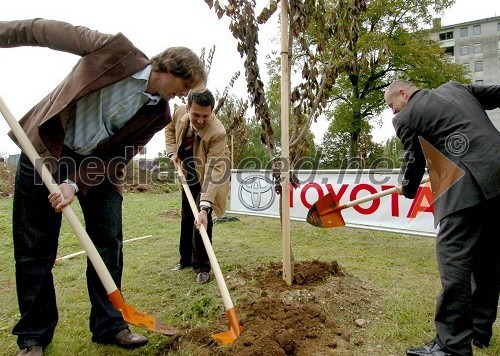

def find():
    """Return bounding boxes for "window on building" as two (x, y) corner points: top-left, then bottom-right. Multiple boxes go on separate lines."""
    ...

(463, 63), (470, 71)
(474, 43), (482, 53)
(444, 46), (454, 56)
(461, 46), (469, 55)
(498, 22), (500, 31)
(460, 27), (468, 37)
(475, 80), (484, 85)
(473, 25), (481, 35)
(475, 61), (483, 71)
(439, 31), (453, 40)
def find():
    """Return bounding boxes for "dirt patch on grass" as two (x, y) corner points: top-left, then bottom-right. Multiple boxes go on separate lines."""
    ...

(0, 161), (16, 197)
(160, 260), (382, 355)
(158, 210), (182, 219)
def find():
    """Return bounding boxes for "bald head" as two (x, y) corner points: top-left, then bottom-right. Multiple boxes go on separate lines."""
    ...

(385, 79), (419, 114)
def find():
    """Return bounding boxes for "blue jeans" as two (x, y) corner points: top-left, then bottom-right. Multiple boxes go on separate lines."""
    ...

(12, 153), (127, 348)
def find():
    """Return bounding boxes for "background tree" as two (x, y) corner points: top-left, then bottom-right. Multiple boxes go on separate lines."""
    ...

(204, 0), (469, 170)
(215, 92), (255, 168)
(286, 0), (367, 164)
(383, 135), (405, 169)
(204, 0), (367, 166)
(320, 0), (469, 159)
(265, 61), (319, 169)
(320, 119), (385, 169)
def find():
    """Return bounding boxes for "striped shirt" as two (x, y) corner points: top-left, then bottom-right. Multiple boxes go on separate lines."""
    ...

(64, 65), (161, 155)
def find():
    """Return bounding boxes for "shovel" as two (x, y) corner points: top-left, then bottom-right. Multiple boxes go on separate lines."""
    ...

(176, 166), (242, 345)
(0, 96), (177, 336)
(307, 176), (430, 228)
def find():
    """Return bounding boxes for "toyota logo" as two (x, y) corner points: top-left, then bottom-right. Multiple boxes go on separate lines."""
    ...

(238, 175), (276, 211)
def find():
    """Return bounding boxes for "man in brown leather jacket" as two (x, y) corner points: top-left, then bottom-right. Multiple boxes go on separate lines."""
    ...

(1, 18), (206, 355)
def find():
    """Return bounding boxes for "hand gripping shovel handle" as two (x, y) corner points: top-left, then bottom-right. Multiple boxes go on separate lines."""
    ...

(0, 96), (176, 336)
(176, 166), (242, 344)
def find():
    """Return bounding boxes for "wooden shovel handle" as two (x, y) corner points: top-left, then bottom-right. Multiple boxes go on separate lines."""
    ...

(176, 166), (235, 311)
(344, 176), (430, 209)
(0, 96), (118, 294)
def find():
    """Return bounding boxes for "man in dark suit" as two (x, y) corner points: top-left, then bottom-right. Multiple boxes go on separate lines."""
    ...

(385, 79), (500, 356)
(1, 18), (206, 355)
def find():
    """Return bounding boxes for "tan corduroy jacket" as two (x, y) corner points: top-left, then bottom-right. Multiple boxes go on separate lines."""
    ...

(165, 105), (230, 218)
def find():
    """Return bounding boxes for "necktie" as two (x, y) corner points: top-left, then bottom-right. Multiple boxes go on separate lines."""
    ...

(182, 125), (195, 151)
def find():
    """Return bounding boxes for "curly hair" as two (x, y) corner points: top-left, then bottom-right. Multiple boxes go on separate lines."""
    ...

(150, 47), (207, 90)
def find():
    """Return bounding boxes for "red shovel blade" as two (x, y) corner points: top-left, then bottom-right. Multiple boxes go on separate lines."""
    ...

(306, 193), (346, 228)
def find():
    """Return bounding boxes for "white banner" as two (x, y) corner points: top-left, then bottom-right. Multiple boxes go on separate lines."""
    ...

(229, 169), (438, 237)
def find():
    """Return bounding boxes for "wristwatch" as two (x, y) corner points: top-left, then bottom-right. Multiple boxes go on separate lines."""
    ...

(63, 179), (79, 193)
(199, 206), (213, 214)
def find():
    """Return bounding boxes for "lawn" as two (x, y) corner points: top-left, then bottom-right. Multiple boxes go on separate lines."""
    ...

(0, 192), (498, 355)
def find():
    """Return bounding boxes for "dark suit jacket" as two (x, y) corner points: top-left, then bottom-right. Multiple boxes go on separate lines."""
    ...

(393, 81), (500, 225)
(0, 19), (171, 195)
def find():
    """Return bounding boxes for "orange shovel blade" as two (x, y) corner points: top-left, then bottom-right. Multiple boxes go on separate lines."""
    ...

(108, 290), (178, 336)
(307, 193), (346, 228)
(307, 206), (346, 228)
(212, 307), (243, 345)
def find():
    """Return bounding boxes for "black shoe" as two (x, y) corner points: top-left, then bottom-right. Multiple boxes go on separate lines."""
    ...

(406, 340), (451, 355)
(171, 263), (187, 271)
(18, 346), (43, 356)
(196, 272), (210, 284)
(92, 328), (148, 349)
(472, 339), (489, 349)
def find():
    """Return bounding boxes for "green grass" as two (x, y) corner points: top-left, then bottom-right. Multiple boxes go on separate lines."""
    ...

(0, 192), (498, 355)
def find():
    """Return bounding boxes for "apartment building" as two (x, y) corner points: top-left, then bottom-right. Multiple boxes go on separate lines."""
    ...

(432, 16), (500, 131)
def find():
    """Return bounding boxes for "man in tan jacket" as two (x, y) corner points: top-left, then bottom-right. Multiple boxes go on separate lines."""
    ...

(1, 18), (206, 355)
(165, 89), (230, 285)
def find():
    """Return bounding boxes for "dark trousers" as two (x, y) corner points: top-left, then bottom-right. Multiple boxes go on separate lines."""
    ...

(12, 153), (127, 349)
(434, 195), (500, 355)
(178, 183), (213, 273)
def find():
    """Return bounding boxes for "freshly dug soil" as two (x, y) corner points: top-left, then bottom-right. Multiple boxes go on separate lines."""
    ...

(160, 260), (382, 355)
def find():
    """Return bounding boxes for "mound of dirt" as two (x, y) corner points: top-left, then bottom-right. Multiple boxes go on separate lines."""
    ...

(158, 210), (182, 219)
(0, 163), (175, 196)
(0, 160), (16, 197)
(161, 260), (382, 355)
(124, 167), (177, 194)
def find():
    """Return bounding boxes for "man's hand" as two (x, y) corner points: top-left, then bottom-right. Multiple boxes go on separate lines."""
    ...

(169, 153), (180, 169)
(195, 210), (208, 230)
(48, 183), (76, 212)
(395, 185), (404, 195)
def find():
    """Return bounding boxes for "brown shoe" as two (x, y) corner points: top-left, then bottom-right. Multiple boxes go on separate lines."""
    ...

(92, 328), (148, 349)
(18, 346), (43, 356)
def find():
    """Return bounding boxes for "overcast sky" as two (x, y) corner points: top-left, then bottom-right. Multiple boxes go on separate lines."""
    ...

(1, 0), (498, 157)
